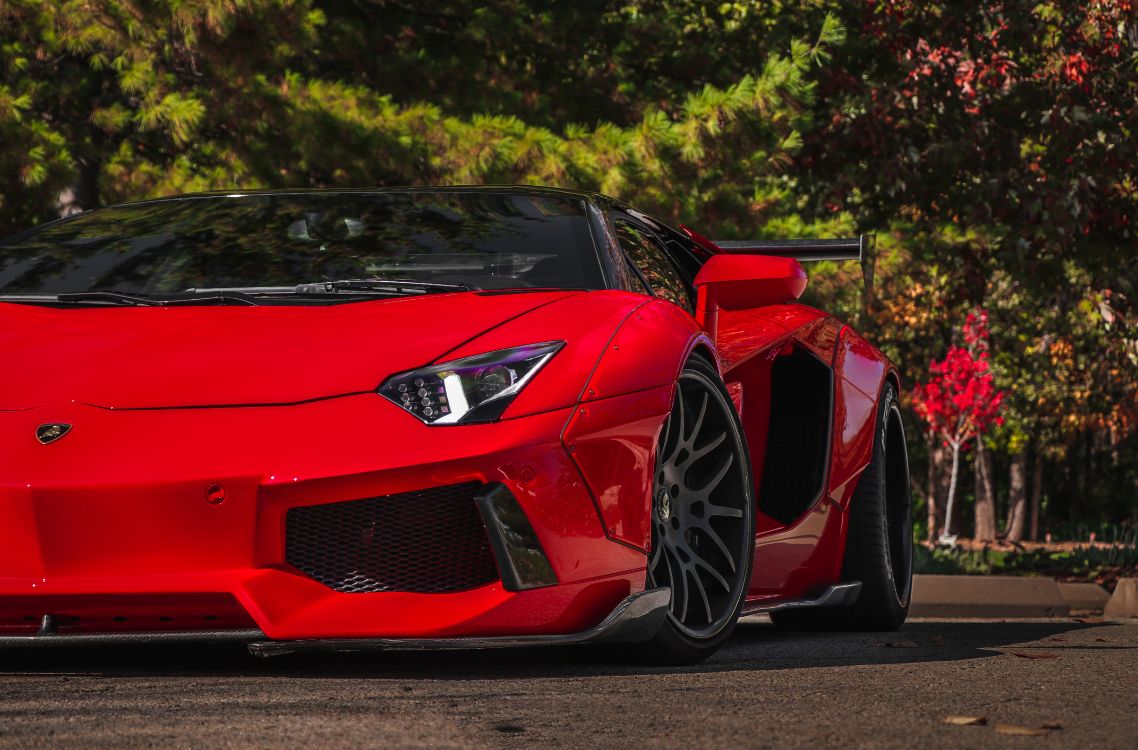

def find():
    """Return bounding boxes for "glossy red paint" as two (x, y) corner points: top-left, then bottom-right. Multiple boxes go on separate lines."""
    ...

(828, 369), (879, 510)
(693, 254), (807, 307)
(748, 500), (847, 597)
(581, 298), (713, 402)
(562, 386), (673, 551)
(693, 256), (808, 343)
(0, 292), (575, 410)
(797, 315), (842, 363)
(1, 250), (899, 639)
(0, 391), (645, 639)
(836, 325), (890, 401)
(688, 295), (891, 605)
(442, 290), (648, 418)
(821, 326), (896, 512)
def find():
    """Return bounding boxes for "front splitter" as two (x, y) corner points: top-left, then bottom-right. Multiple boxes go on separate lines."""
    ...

(0, 588), (671, 655)
(246, 587), (670, 657)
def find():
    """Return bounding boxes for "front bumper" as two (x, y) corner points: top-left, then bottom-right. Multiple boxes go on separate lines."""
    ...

(0, 587), (672, 653)
(0, 394), (648, 642)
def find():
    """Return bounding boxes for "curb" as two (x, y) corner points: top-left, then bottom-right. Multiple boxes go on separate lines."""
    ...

(1057, 581), (1111, 613)
(1104, 578), (1138, 619)
(910, 575), (1070, 618)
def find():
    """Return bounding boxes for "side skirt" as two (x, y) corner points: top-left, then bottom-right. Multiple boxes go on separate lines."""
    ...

(741, 582), (862, 616)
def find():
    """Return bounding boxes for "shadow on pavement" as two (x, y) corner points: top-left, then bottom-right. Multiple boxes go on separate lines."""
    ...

(0, 619), (1111, 680)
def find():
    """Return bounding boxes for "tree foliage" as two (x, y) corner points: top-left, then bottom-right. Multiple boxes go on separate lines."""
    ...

(912, 309), (1006, 540)
(1, 0), (1135, 535)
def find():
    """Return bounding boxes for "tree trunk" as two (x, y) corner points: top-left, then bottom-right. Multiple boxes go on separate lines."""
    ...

(927, 438), (950, 542)
(925, 433), (938, 542)
(1029, 452), (1044, 541)
(974, 437), (997, 541)
(1006, 449), (1027, 541)
(942, 442), (961, 541)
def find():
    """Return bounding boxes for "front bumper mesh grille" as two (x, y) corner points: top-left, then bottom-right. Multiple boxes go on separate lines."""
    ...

(285, 482), (500, 594)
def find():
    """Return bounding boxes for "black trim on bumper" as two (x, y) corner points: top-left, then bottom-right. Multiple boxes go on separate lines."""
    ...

(0, 629), (265, 647)
(474, 483), (558, 591)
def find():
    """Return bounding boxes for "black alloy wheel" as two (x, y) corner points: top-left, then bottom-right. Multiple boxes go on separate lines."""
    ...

(644, 355), (755, 663)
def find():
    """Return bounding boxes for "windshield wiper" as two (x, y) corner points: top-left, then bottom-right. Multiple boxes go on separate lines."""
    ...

(0, 279), (473, 308)
(187, 278), (473, 297)
(22, 290), (259, 306)
(55, 291), (161, 306)
(297, 278), (472, 294)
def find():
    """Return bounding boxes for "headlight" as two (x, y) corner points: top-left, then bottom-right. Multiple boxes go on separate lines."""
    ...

(379, 341), (564, 425)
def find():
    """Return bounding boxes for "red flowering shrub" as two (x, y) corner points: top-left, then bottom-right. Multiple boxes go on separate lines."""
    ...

(913, 309), (1005, 540)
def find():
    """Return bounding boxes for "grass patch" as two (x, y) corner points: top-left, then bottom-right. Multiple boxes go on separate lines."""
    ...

(913, 529), (1138, 591)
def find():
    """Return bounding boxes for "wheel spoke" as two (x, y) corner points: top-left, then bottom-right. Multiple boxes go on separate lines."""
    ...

(676, 558), (691, 620)
(694, 522), (736, 573)
(693, 453), (734, 496)
(692, 555), (731, 593)
(648, 535), (665, 573)
(664, 546), (684, 614)
(689, 565), (713, 623)
(688, 392), (708, 446)
(706, 502), (743, 519)
(687, 431), (726, 464)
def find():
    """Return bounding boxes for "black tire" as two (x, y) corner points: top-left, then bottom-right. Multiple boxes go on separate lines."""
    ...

(640, 354), (756, 664)
(771, 381), (913, 631)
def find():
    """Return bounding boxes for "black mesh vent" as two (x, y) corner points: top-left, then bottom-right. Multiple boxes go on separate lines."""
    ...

(759, 349), (833, 526)
(285, 482), (500, 593)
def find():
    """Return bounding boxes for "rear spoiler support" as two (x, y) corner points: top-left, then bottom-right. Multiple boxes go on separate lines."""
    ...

(680, 226), (870, 262)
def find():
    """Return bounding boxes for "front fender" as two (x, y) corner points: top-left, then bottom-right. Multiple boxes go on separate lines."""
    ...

(581, 298), (716, 401)
(440, 291), (650, 420)
(565, 299), (713, 551)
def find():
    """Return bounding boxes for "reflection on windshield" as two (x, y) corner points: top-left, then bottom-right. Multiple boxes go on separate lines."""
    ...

(0, 191), (604, 295)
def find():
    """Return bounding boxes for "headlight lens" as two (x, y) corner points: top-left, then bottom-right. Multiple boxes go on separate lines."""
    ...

(379, 341), (564, 424)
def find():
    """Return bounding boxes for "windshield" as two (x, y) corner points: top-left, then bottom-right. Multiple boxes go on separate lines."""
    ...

(0, 190), (604, 296)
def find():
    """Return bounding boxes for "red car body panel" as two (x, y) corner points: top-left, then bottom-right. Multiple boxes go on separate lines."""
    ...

(0, 291), (577, 410)
(442, 290), (649, 417)
(0, 393), (644, 637)
(0, 189), (901, 646)
(563, 386), (673, 552)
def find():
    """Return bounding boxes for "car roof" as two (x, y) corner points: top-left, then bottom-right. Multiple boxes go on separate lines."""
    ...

(102, 185), (609, 210)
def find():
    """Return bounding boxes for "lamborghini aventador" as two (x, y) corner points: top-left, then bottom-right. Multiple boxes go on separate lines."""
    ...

(0, 186), (912, 663)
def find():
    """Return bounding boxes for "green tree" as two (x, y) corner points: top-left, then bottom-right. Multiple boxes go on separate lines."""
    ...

(2, 0), (1135, 537)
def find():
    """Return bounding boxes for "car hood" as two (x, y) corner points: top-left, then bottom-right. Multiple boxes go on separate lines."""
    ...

(0, 291), (577, 410)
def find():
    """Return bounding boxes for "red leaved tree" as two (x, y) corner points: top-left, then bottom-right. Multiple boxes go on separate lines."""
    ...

(912, 309), (1005, 543)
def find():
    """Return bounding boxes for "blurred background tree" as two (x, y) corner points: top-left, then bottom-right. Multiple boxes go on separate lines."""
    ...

(1, 0), (1135, 540)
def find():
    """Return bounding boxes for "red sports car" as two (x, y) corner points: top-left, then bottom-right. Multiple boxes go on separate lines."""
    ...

(0, 187), (912, 663)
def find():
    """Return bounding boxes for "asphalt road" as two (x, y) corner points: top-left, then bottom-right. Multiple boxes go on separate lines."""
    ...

(1, 617), (1135, 749)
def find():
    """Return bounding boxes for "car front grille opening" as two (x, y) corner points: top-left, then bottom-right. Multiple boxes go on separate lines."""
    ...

(285, 481), (501, 594)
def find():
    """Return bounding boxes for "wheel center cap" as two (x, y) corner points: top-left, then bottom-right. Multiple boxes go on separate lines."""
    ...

(656, 487), (672, 521)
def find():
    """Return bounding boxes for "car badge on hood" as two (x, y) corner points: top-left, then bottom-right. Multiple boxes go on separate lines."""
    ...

(36, 423), (72, 445)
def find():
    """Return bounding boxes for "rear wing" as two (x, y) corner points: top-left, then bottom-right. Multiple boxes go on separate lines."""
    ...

(680, 226), (869, 262)
(712, 236), (868, 262)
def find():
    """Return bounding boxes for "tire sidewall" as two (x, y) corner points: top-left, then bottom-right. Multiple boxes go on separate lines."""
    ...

(878, 383), (913, 611)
